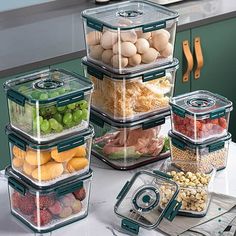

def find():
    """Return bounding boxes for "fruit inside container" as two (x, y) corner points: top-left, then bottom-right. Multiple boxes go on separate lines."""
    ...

(159, 160), (215, 217)
(6, 167), (92, 233)
(4, 69), (93, 142)
(7, 125), (94, 186)
(91, 109), (171, 170)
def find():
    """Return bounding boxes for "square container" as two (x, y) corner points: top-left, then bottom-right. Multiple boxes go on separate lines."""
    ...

(90, 109), (171, 170)
(6, 166), (92, 233)
(83, 57), (179, 122)
(4, 69), (93, 142)
(170, 90), (233, 143)
(159, 160), (216, 217)
(114, 170), (181, 234)
(82, 0), (179, 74)
(6, 125), (94, 187)
(169, 131), (231, 171)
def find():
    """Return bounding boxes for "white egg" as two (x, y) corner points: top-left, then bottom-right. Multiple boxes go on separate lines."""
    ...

(152, 32), (169, 51)
(90, 45), (104, 60)
(161, 43), (173, 58)
(135, 38), (150, 54)
(120, 30), (137, 43)
(86, 31), (102, 46)
(152, 29), (170, 39)
(121, 42), (137, 57)
(102, 50), (113, 64)
(113, 43), (119, 54)
(101, 31), (118, 49)
(128, 54), (142, 67)
(111, 54), (128, 68)
(141, 48), (159, 64)
(136, 31), (151, 40)
(148, 37), (154, 47)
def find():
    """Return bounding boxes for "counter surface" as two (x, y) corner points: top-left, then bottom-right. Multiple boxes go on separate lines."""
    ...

(0, 142), (236, 236)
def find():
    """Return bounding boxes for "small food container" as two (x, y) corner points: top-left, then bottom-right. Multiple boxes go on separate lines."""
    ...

(114, 170), (181, 234)
(169, 131), (231, 171)
(6, 124), (94, 187)
(4, 69), (93, 142)
(82, 0), (179, 74)
(170, 90), (233, 143)
(83, 57), (179, 122)
(6, 166), (92, 233)
(90, 109), (171, 170)
(159, 160), (215, 217)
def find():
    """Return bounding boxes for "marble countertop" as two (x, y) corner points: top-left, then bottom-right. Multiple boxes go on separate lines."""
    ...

(0, 0), (236, 77)
(0, 142), (236, 236)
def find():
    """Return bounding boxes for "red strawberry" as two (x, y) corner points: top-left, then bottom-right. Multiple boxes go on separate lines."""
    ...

(31, 209), (52, 226)
(73, 188), (86, 201)
(48, 201), (63, 215)
(36, 195), (55, 209)
(11, 191), (21, 209)
(18, 193), (35, 215)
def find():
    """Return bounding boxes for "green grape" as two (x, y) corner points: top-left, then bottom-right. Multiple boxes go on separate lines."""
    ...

(49, 118), (59, 130)
(55, 123), (63, 132)
(63, 113), (73, 125)
(41, 119), (50, 132)
(31, 91), (40, 99)
(73, 110), (82, 123)
(57, 88), (66, 95)
(67, 103), (76, 110)
(39, 107), (47, 117)
(49, 91), (59, 98)
(53, 113), (62, 123)
(45, 106), (57, 115)
(39, 93), (49, 100)
(76, 100), (88, 109)
(57, 106), (66, 112)
(81, 109), (88, 120)
(43, 126), (52, 134)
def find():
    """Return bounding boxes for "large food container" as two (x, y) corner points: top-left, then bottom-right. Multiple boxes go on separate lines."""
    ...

(6, 125), (94, 187)
(83, 57), (179, 122)
(169, 131), (231, 171)
(159, 160), (215, 217)
(6, 166), (92, 233)
(170, 90), (233, 143)
(114, 170), (181, 234)
(82, 0), (179, 74)
(4, 69), (93, 142)
(90, 109), (171, 170)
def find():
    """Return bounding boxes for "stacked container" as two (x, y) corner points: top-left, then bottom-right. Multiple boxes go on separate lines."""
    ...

(3, 69), (95, 233)
(81, 0), (179, 170)
(169, 90), (233, 172)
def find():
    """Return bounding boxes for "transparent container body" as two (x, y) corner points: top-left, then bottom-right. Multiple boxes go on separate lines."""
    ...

(160, 160), (216, 217)
(6, 167), (92, 233)
(90, 109), (171, 170)
(82, 0), (178, 74)
(4, 69), (93, 142)
(114, 170), (180, 232)
(169, 131), (231, 171)
(83, 57), (178, 122)
(7, 125), (94, 187)
(170, 90), (233, 143)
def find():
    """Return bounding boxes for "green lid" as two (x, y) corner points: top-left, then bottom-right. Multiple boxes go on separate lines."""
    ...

(4, 69), (93, 106)
(5, 166), (93, 193)
(6, 124), (94, 152)
(82, 0), (178, 32)
(114, 170), (181, 233)
(82, 57), (179, 81)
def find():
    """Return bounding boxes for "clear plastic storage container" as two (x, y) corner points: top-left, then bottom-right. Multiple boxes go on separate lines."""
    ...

(170, 90), (233, 143)
(114, 170), (181, 234)
(169, 131), (231, 171)
(83, 57), (178, 122)
(6, 166), (92, 233)
(159, 160), (215, 217)
(90, 109), (171, 170)
(4, 69), (93, 142)
(6, 125), (94, 186)
(82, 0), (179, 74)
